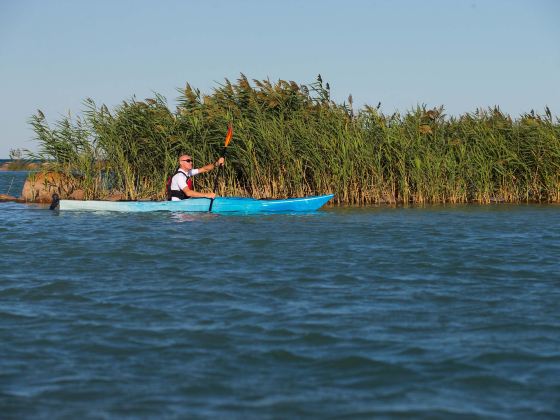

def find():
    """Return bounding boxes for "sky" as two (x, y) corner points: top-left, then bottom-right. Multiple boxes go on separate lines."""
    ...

(0, 0), (559, 157)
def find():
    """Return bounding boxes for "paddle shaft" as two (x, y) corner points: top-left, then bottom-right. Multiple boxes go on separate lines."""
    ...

(209, 124), (233, 212)
(209, 146), (227, 212)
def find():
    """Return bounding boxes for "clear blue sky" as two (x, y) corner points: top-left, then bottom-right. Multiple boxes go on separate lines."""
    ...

(1, 0), (559, 157)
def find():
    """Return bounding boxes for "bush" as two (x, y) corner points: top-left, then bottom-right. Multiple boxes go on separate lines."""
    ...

(29, 75), (560, 204)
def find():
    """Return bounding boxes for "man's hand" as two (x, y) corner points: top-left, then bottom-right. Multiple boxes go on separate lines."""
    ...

(216, 157), (225, 166)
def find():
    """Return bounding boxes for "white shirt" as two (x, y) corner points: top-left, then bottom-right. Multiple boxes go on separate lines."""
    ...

(170, 168), (200, 201)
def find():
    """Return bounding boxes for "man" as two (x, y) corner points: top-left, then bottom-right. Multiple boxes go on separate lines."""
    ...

(168, 154), (225, 200)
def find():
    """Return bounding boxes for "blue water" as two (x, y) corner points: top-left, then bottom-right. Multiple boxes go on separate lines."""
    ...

(0, 170), (27, 197)
(1, 171), (559, 418)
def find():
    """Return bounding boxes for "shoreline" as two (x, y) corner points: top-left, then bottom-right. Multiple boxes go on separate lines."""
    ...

(2, 169), (560, 205)
(1, 193), (559, 206)
(0, 161), (42, 171)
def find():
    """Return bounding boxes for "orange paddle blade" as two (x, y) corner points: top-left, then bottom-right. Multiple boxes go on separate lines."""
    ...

(224, 124), (233, 147)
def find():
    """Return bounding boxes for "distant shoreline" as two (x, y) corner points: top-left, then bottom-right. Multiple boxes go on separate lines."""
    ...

(0, 160), (42, 171)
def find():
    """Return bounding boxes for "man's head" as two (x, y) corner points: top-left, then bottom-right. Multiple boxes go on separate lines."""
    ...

(179, 155), (193, 170)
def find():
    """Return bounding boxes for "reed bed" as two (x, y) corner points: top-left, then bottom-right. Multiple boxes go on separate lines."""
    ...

(29, 75), (560, 204)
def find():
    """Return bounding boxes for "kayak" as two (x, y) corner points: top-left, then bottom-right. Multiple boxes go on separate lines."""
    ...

(57, 194), (334, 213)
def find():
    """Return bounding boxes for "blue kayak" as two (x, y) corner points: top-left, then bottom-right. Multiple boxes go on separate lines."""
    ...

(58, 194), (334, 213)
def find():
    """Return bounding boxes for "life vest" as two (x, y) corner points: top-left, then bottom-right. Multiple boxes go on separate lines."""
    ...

(166, 170), (193, 200)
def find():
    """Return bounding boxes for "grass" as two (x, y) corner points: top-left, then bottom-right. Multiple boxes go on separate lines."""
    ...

(28, 75), (560, 204)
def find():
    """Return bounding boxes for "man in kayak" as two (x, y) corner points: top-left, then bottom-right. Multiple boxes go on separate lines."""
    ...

(168, 155), (225, 200)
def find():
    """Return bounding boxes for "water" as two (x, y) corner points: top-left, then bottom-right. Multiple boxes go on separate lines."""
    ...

(1, 171), (559, 418)
(0, 169), (27, 197)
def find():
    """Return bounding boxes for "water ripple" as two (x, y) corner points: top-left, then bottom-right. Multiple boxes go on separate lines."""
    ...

(1, 195), (560, 417)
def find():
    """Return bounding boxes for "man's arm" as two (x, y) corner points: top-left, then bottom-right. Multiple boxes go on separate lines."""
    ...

(182, 186), (216, 199)
(197, 157), (225, 174)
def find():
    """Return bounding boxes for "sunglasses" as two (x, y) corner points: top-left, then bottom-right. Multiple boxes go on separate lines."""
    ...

(181, 159), (193, 163)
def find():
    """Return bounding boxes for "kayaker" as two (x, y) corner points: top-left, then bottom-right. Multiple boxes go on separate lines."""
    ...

(168, 155), (225, 200)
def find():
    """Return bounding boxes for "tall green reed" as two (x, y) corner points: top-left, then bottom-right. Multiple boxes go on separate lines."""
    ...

(29, 75), (560, 204)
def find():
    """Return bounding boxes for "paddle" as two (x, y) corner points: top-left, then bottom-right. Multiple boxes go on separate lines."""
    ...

(209, 123), (233, 212)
